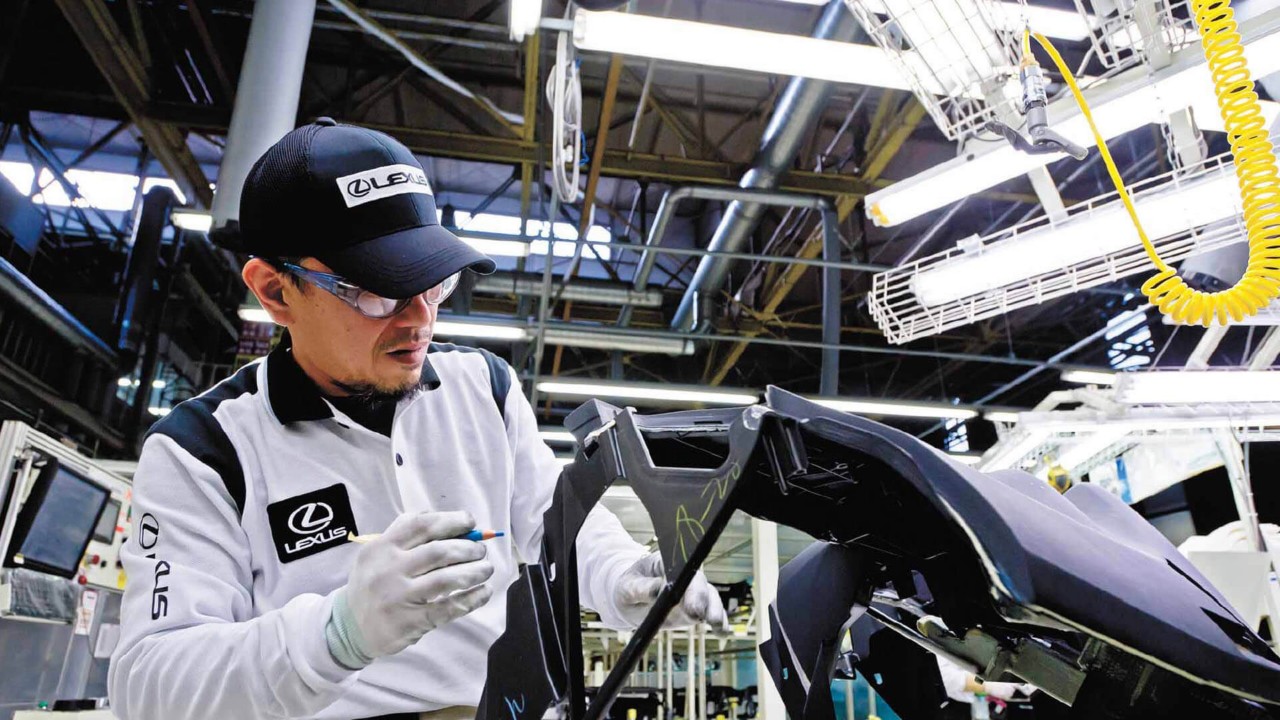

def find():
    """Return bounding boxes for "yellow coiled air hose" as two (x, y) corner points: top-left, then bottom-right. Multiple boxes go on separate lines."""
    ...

(1027, 0), (1280, 326)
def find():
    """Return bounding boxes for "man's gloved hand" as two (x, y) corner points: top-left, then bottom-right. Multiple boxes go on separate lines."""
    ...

(327, 511), (494, 668)
(614, 551), (727, 629)
(980, 680), (1036, 701)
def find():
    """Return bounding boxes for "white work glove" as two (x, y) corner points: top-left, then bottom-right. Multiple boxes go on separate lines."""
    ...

(614, 551), (727, 629)
(326, 511), (494, 668)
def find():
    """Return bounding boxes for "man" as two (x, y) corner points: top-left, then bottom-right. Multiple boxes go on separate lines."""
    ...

(108, 118), (725, 720)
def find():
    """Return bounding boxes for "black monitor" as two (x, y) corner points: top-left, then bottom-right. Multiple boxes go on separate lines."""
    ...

(4, 460), (110, 578)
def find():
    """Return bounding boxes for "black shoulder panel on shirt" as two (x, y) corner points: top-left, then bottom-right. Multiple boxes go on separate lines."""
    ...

(428, 343), (512, 421)
(146, 362), (259, 519)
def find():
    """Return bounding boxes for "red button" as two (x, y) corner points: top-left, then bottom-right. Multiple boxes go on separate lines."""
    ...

(89, 555), (100, 564)
(77, 575), (87, 585)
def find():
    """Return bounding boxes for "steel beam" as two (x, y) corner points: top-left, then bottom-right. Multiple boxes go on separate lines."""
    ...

(53, 0), (212, 208)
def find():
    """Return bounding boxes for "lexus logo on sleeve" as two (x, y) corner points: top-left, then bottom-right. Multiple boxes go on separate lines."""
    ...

(267, 485), (357, 563)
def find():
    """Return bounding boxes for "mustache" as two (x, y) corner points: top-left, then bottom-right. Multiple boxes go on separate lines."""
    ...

(377, 327), (433, 353)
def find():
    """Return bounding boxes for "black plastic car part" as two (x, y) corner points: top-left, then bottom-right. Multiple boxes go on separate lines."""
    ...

(478, 387), (1280, 720)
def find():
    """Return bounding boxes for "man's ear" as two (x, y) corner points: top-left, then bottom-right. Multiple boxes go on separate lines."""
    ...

(242, 259), (294, 326)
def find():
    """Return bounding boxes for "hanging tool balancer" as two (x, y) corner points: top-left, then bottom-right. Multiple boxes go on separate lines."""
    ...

(987, 49), (1088, 161)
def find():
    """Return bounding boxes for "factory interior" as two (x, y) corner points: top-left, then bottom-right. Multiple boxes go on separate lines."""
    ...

(2, 0), (1280, 719)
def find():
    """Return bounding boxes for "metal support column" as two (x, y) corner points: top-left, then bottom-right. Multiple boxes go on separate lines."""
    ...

(820, 204), (841, 395)
(752, 518), (784, 720)
(211, 0), (317, 228)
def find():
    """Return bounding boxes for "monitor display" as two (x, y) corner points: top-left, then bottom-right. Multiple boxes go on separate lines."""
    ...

(93, 497), (121, 544)
(5, 461), (110, 578)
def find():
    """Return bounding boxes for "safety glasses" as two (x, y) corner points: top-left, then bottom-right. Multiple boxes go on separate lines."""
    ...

(278, 262), (459, 319)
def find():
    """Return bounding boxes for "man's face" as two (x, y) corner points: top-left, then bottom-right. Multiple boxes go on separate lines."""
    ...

(279, 258), (438, 398)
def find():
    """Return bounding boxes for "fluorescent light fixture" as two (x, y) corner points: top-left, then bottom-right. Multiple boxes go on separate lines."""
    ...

(171, 211), (213, 232)
(833, 0), (1093, 41)
(542, 327), (694, 355)
(117, 377), (132, 388)
(911, 162), (1241, 306)
(238, 306), (275, 324)
(447, 211), (611, 260)
(1115, 371), (1280, 405)
(539, 429), (578, 444)
(510, 0), (542, 40)
(984, 411), (1021, 423)
(473, 275), (663, 307)
(148, 406), (171, 417)
(810, 397), (978, 420)
(151, 379), (167, 389)
(948, 453), (983, 465)
(432, 320), (529, 340)
(1061, 370), (1118, 386)
(865, 10), (1280, 227)
(537, 380), (758, 406)
(573, 10), (913, 89)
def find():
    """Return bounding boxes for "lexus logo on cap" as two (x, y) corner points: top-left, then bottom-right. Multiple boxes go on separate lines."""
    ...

(336, 163), (433, 207)
(287, 503), (334, 534)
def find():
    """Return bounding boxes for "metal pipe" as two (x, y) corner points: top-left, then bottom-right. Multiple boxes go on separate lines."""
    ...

(0, 257), (115, 366)
(442, 314), (1099, 371)
(821, 205), (840, 395)
(210, 0), (316, 228)
(670, 1), (863, 332)
(115, 188), (177, 366)
(623, 186), (871, 323)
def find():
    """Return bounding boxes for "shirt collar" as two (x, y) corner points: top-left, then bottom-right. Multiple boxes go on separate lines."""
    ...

(265, 332), (443, 425)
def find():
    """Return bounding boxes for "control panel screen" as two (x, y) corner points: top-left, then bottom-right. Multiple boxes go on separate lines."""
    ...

(5, 462), (110, 578)
(93, 497), (121, 544)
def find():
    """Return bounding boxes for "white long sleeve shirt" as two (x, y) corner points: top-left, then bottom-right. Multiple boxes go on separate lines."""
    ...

(108, 340), (648, 720)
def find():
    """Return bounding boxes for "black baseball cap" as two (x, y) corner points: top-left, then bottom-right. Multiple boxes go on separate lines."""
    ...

(225, 117), (495, 299)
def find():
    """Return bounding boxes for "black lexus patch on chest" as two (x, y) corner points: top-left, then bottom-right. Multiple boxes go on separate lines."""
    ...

(266, 484), (358, 563)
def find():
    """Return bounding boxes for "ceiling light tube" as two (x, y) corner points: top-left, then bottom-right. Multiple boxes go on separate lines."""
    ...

(1115, 371), (1280, 405)
(432, 320), (529, 340)
(984, 411), (1021, 423)
(238, 306), (274, 324)
(1061, 369), (1119, 386)
(541, 327), (694, 355)
(539, 429), (578, 444)
(910, 162), (1242, 307)
(537, 380), (759, 406)
(509, 0), (543, 41)
(572, 10), (914, 89)
(171, 210), (213, 232)
(809, 397), (978, 420)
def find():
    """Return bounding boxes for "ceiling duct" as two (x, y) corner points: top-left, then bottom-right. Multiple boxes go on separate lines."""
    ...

(669, 1), (864, 332)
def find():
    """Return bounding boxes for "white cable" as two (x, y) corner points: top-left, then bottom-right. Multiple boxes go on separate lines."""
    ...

(548, 29), (583, 204)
